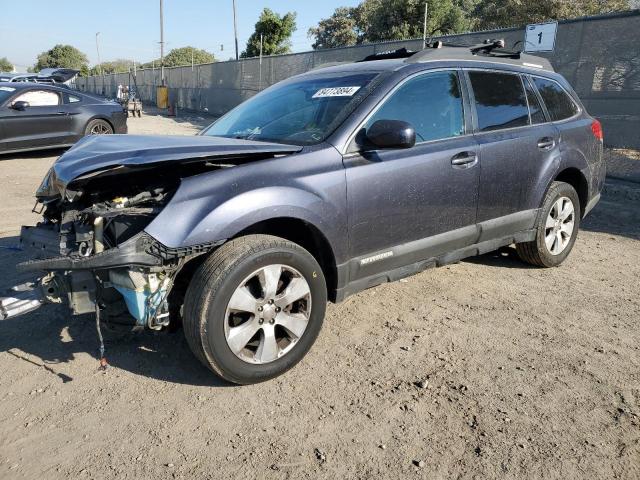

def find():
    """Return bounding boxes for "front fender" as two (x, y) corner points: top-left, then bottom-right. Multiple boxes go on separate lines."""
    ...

(145, 146), (348, 261)
(178, 186), (339, 247)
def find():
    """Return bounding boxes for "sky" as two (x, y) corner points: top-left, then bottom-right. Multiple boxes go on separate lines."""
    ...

(0, 0), (361, 71)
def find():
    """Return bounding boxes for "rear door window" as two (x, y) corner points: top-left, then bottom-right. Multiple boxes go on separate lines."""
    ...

(468, 71), (529, 132)
(524, 77), (546, 124)
(532, 77), (579, 121)
(364, 70), (465, 143)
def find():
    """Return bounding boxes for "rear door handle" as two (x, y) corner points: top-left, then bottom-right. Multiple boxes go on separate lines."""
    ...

(451, 151), (478, 169)
(537, 137), (555, 150)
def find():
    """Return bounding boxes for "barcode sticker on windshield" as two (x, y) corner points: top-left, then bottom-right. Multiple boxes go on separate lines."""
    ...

(313, 86), (361, 98)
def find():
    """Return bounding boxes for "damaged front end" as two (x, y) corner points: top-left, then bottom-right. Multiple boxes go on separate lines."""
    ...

(7, 172), (206, 330)
(2, 134), (300, 328)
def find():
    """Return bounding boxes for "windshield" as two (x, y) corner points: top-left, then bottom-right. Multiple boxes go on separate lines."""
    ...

(202, 72), (379, 145)
(0, 86), (17, 104)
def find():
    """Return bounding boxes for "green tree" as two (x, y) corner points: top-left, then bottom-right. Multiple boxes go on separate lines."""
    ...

(34, 44), (89, 71)
(360, 0), (468, 41)
(473, 0), (630, 30)
(242, 8), (297, 58)
(0, 57), (13, 72)
(309, 0), (469, 49)
(308, 7), (362, 49)
(163, 46), (215, 67)
(140, 47), (215, 69)
(90, 59), (137, 76)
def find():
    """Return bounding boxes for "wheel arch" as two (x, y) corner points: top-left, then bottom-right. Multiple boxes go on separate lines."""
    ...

(233, 217), (338, 302)
(170, 215), (340, 308)
(554, 167), (589, 218)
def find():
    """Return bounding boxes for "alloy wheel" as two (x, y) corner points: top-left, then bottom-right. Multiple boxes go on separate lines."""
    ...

(90, 123), (111, 135)
(223, 264), (312, 364)
(545, 196), (575, 255)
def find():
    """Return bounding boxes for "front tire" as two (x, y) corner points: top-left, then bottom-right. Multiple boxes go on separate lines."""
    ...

(183, 235), (327, 384)
(516, 181), (581, 267)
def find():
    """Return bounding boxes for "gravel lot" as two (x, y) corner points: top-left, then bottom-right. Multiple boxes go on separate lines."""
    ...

(0, 111), (638, 479)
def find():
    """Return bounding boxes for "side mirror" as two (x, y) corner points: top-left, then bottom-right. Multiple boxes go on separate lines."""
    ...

(365, 119), (416, 150)
(12, 101), (30, 111)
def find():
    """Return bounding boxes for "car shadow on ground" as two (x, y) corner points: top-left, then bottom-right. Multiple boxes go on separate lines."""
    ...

(467, 179), (640, 269)
(0, 236), (230, 388)
(0, 147), (68, 161)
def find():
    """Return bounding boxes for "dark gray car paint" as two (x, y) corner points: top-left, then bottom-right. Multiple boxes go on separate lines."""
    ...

(146, 59), (602, 300)
(29, 58), (603, 302)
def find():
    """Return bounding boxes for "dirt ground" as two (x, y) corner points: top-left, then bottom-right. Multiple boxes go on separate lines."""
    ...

(0, 111), (638, 480)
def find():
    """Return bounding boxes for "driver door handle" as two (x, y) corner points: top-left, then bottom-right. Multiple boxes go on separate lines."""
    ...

(451, 151), (478, 169)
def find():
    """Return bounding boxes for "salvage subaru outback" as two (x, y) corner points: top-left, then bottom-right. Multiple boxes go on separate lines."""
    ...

(1, 41), (604, 384)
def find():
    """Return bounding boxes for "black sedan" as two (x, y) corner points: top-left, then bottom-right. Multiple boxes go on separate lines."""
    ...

(0, 82), (127, 154)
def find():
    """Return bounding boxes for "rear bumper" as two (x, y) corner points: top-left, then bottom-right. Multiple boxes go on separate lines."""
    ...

(112, 112), (128, 134)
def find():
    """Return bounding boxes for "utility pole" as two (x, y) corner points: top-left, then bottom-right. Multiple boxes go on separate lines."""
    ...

(191, 49), (194, 70)
(422, 2), (428, 49)
(159, 0), (165, 85)
(232, 0), (239, 61)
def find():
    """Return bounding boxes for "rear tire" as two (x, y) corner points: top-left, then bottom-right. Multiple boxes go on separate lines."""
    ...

(183, 235), (327, 385)
(516, 181), (581, 267)
(84, 119), (114, 135)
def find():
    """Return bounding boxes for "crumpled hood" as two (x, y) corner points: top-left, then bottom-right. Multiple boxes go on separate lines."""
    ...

(37, 134), (302, 199)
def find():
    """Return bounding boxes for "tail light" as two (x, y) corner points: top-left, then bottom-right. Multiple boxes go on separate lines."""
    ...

(591, 119), (603, 142)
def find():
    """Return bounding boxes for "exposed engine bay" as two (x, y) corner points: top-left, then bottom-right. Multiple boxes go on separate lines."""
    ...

(1, 134), (302, 332)
(15, 168), (190, 330)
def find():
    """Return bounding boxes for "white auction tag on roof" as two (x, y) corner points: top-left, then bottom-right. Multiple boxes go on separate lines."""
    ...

(313, 86), (361, 98)
(525, 21), (558, 52)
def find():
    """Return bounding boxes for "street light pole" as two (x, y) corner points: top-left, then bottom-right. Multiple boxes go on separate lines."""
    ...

(159, 0), (165, 85)
(95, 32), (104, 94)
(232, 0), (239, 61)
(422, 2), (428, 49)
(259, 33), (263, 90)
(95, 32), (102, 74)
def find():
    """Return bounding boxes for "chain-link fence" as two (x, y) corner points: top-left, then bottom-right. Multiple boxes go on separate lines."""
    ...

(77, 10), (640, 148)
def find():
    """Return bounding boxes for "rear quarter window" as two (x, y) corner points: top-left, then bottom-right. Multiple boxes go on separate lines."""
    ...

(469, 71), (529, 132)
(66, 94), (82, 104)
(532, 77), (579, 121)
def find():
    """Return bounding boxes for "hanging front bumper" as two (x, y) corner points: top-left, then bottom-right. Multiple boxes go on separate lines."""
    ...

(0, 282), (46, 321)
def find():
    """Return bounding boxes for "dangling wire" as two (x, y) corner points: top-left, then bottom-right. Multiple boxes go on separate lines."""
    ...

(95, 302), (108, 370)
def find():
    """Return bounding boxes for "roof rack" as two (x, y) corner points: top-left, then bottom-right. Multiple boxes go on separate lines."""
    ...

(409, 38), (554, 71)
(357, 38), (553, 71)
(423, 38), (522, 59)
(358, 47), (416, 62)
